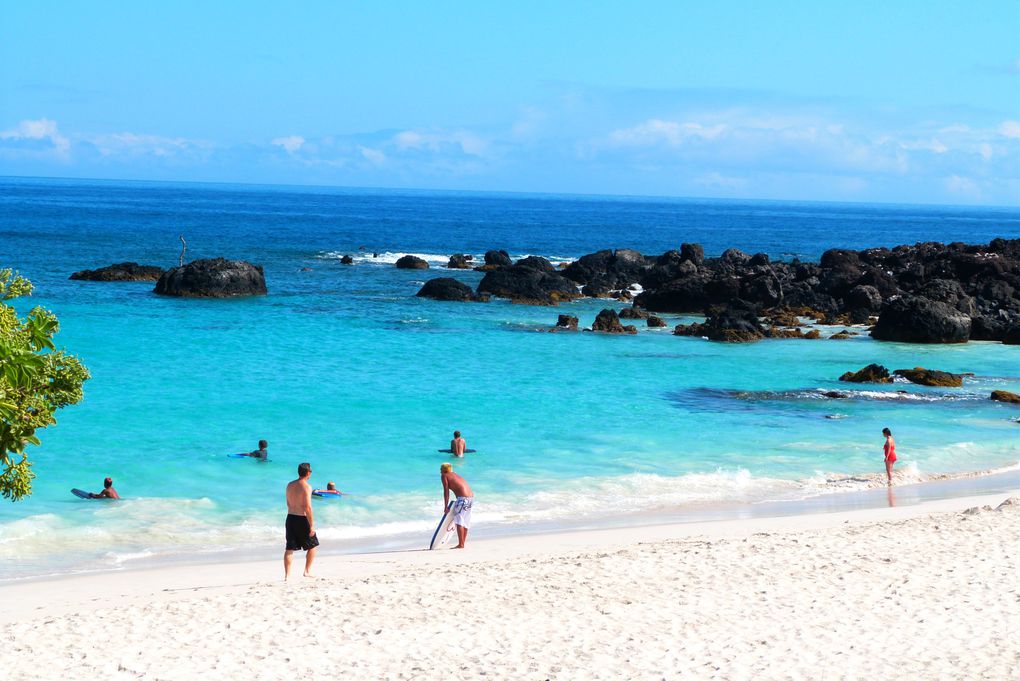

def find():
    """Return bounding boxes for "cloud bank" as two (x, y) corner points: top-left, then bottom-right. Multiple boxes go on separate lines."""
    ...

(2, 90), (1018, 205)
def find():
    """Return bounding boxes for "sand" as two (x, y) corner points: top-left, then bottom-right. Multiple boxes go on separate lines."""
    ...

(2, 492), (1019, 680)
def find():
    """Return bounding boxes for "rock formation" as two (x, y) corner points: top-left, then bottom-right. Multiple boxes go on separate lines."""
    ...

(70, 262), (163, 282)
(154, 258), (267, 298)
(839, 364), (892, 383)
(395, 255), (429, 270)
(416, 277), (488, 302)
(893, 367), (963, 387)
(589, 309), (637, 334)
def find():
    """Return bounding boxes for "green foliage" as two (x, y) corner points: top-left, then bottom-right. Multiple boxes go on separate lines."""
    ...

(0, 269), (90, 501)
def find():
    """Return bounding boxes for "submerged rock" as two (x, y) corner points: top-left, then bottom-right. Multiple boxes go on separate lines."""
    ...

(154, 258), (267, 298)
(893, 367), (964, 387)
(71, 262), (164, 282)
(839, 364), (892, 383)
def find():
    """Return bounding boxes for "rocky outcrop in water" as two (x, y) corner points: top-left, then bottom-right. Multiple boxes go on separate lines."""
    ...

(991, 390), (1020, 404)
(340, 255), (354, 265)
(551, 314), (579, 332)
(447, 254), (473, 269)
(674, 299), (765, 342)
(538, 237), (1020, 343)
(154, 258), (267, 298)
(871, 296), (971, 343)
(647, 315), (667, 328)
(893, 367), (964, 387)
(477, 266), (580, 305)
(71, 262), (164, 282)
(839, 364), (892, 383)
(416, 277), (488, 302)
(475, 250), (512, 271)
(396, 255), (429, 270)
(589, 309), (637, 334)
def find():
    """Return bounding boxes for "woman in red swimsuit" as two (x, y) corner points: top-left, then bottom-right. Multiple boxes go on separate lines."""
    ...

(882, 427), (896, 484)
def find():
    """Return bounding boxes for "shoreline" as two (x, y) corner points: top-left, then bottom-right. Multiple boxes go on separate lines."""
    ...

(2, 488), (1018, 678)
(3, 462), (1019, 585)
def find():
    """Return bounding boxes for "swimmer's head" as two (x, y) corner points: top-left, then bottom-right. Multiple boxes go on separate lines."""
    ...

(440, 462), (453, 473)
(326, 481), (336, 490)
(103, 477), (113, 488)
(259, 439), (268, 449)
(882, 428), (892, 436)
(453, 430), (461, 438)
(298, 462), (311, 478)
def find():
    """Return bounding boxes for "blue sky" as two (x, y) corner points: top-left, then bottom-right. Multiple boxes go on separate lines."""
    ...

(2, 1), (1018, 204)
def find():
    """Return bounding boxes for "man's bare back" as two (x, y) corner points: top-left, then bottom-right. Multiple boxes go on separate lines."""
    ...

(286, 478), (312, 516)
(442, 470), (473, 499)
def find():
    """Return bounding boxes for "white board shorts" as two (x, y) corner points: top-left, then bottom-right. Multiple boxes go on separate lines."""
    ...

(452, 497), (474, 529)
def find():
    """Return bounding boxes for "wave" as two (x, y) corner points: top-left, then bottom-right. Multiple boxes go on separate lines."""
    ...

(315, 250), (577, 268)
(4, 459), (1019, 580)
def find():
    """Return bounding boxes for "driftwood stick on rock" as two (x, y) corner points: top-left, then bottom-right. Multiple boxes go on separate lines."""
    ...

(179, 235), (187, 267)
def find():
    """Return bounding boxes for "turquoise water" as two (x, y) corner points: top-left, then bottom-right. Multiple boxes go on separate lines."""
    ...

(2, 177), (1019, 578)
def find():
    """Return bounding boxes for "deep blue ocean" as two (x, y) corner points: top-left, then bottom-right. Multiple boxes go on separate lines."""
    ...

(2, 176), (1019, 579)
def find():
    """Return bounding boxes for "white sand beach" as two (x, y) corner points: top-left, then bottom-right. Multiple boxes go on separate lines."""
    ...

(2, 491), (1018, 680)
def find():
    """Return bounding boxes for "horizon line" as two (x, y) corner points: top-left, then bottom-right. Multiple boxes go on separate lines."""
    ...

(3, 173), (1018, 212)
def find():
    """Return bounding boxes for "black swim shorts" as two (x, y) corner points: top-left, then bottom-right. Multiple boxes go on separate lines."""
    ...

(285, 514), (320, 551)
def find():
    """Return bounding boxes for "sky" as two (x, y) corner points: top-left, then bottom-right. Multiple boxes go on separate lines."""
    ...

(1, 1), (1018, 204)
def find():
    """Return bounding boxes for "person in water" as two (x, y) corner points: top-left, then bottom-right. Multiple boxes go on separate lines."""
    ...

(89, 477), (120, 499)
(284, 462), (318, 579)
(245, 439), (269, 460)
(312, 481), (342, 496)
(882, 427), (897, 484)
(450, 430), (467, 458)
(440, 462), (474, 549)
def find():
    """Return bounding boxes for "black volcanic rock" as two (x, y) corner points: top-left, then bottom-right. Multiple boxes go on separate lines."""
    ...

(514, 255), (556, 273)
(154, 258), (267, 298)
(551, 314), (579, 332)
(590, 308), (637, 334)
(395, 255), (429, 270)
(416, 277), (488, 302)
(871, 296), (971, 343)
(447, 254), (473, 269)
(839, 364), (892, 383)
(673, 299), (764, 342)
(1003, 327), (1020, 345)
(474, 250), (513, 271)
(340, 255), (354, 265)
(71, 262), (164, 282)
(477, 266), (581, 305)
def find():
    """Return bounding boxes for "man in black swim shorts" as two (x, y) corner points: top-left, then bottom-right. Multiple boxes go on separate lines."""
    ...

(284, 462), (319, 579)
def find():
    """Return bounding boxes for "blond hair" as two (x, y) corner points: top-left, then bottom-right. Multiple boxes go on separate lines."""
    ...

(440, 462), (453, 473)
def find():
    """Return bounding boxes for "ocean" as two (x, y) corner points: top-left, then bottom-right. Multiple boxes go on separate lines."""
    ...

(2, 176), (1019, 579)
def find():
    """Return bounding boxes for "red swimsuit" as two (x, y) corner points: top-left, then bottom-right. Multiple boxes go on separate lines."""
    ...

(884, 439), (897, 463)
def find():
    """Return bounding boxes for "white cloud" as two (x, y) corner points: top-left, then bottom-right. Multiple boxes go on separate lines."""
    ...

(609, 119), (727, 146)
(999, 120), (1020, 139)
(945, 175), (981, 198)
(359, 146), (386, 165)
(0, 118), (71, 156)
(391, 129), (488, 156)
(271, 135), (305, 153)
(86, 132), (203, 157)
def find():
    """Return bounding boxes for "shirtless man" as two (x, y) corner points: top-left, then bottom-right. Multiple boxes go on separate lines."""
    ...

(89, 477), (120, 499)
(450, 430), (467, 458)
(440, 462), (474, 549)
(284, 462), (318, 579)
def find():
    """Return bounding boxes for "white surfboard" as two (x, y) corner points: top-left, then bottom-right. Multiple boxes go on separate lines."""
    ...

(428, 501), (457, 550)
